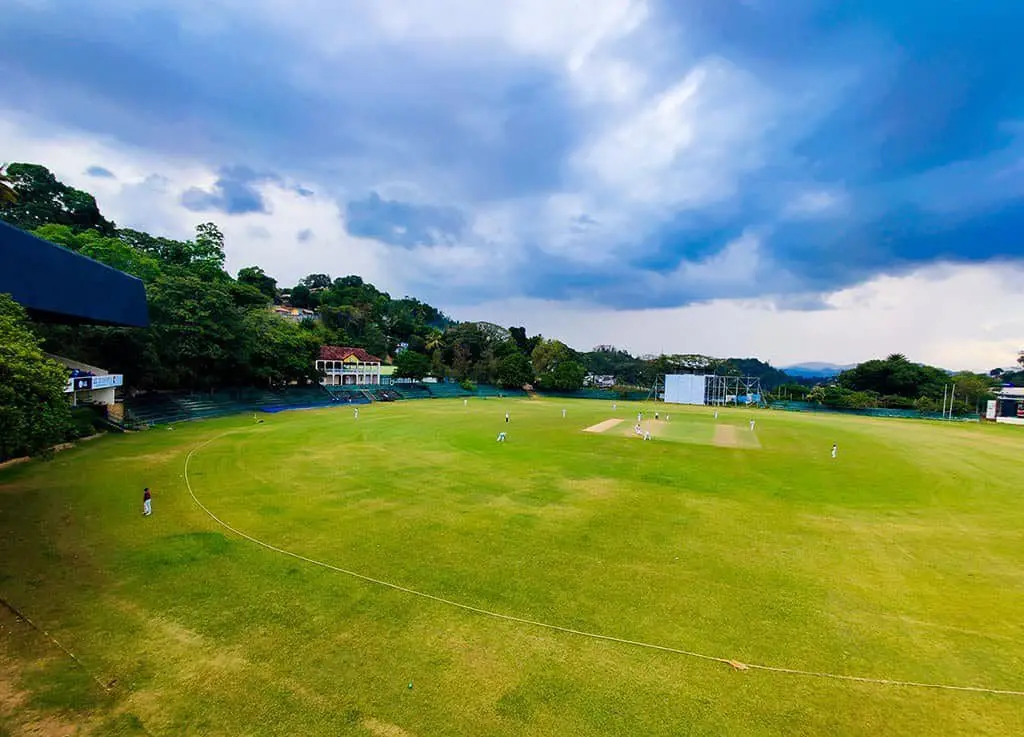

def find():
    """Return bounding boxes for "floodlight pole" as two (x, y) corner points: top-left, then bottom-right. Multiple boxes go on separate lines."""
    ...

(942, 384), (948, 419)
(949, 384), (956, 421)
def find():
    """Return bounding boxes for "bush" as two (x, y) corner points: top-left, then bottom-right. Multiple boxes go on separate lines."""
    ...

(459, 379), (476, 392)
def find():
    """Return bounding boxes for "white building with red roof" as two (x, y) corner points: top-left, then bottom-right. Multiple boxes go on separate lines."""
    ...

(316, 346), (383, 386)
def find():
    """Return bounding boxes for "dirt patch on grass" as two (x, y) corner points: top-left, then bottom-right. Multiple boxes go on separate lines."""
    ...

(583, 419), (623, 434)
(0, 632), (83, 737)
(713, 425), (743, 448)
(364, 717), (416, 736)
(107, 449), (182, 465)
(0, 660), (28, 712)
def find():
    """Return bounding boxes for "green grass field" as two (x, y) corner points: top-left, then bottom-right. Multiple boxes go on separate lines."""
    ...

(1, 398), (1023, 735)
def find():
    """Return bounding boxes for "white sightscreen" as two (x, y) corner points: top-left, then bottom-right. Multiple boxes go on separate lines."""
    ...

(664, 374), (707, 405)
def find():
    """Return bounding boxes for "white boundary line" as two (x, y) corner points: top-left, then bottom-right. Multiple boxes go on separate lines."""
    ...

(183, 432), (1024, 697)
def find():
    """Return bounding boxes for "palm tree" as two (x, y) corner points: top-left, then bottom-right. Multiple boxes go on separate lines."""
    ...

(425, 329), (444, 354)
(0, 163), (17, 205)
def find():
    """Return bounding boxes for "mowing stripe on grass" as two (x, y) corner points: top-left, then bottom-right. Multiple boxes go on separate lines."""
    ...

(184, 432), (1024, 698)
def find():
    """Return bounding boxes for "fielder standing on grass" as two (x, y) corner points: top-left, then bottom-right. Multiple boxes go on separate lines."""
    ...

(142, 487), (152, 517)
(505, 412), (510, 424)
(832, 443), (838, 459)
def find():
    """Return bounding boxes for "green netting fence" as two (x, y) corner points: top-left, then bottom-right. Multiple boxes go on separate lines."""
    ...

(769, 400), (979, 422)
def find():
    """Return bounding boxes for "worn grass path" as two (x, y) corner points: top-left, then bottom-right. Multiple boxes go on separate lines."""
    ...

(1, 398), (1023, 735)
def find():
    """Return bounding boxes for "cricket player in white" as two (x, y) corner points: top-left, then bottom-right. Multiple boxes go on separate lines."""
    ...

(354, 407), (359, 419)
(496, 432), (506, 442)
(749, 419), (755, 431)
(831, 443), (838, 459)
(562, 408), (566, 418)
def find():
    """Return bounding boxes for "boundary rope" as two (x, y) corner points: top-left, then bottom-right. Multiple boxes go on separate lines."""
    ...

(184, 432), (1024, 698)
(0, 596), (113, 693)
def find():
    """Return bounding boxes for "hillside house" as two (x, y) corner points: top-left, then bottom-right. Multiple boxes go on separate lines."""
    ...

(316, 346), (382, 386)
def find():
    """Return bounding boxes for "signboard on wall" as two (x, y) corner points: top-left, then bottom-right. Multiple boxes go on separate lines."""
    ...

(986, 400), (997, 420)
(64, 374), (124, 393)
(89, 374), (123, 390)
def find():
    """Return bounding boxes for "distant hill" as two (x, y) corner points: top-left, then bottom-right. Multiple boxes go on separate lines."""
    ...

(781, 362), (856, 379)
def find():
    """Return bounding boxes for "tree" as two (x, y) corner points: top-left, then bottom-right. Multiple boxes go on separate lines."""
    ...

(531, 339), (586, 391)
(237, 266), (278, 302)
(0, 163), (17, 205)
(951, 372), (997, 409)
(498, 352), (533, 389)
(33, 225), (162, 282)
(509, 326), (541, 356)
(229, 281), (272, 309)
(301, 273), (332, 290)
(1018, 350), (1024, 368)
(118, 228), (192, 267)
(146, 274), (245, 389)
(0, 294), (73, 461)
(0, 163), (115, 234)
(531, 339), (571, 376)
(289, 284), (315, 308)
(394, 350), (431, 380)
(425, 329), (444, 354)
(239, 309), (320, 385)
(838, 355), (948, 400)
(542, 360), (586, 392)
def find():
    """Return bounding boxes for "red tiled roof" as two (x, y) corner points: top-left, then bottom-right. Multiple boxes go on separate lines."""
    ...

(319, 346), (382, 363)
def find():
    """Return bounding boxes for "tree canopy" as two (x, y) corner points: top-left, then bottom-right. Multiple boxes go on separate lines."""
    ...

(0, 294), (73, 461)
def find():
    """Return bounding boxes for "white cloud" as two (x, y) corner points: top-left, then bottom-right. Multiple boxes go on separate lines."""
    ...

(459, 262), (1024, 371)
(647, 229), (764, 297)
(0, 113), (391, 288)
(572, 58), (774, 214)
(783, 189), (847, 220)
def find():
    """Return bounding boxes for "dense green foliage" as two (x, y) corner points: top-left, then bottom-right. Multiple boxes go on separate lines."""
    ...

(393, 349), (431, 380)
(1, 163), (114, 234)
(0, 294), (73, 460)
(800, 354), (1000, 414)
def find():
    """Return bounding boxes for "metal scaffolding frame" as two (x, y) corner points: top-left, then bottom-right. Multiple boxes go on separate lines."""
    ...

(650, 374), (765, 406)
(704, 375), (765, 407)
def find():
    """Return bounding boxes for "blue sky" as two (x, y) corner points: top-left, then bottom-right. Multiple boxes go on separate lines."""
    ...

(2, 0), (1023, 368)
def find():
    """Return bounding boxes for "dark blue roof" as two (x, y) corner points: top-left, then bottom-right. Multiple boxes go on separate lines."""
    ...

(0, 220), (148, 327)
